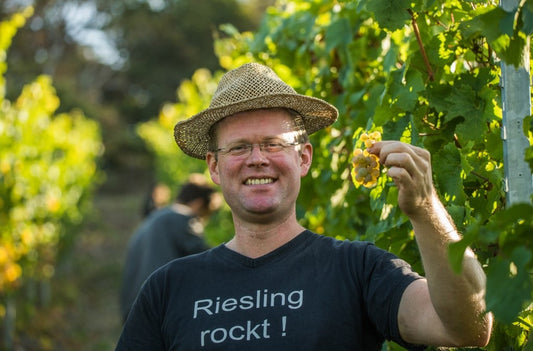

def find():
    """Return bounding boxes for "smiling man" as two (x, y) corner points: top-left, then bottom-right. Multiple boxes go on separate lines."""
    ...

(207, 109), (310, 254)
(115, 63), (492, 350)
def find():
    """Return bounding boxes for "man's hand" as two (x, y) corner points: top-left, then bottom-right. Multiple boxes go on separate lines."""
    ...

(368, 141), (436, 219)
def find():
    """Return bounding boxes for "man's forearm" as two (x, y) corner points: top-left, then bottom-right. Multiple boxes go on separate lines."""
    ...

(411, 196), (492, 345)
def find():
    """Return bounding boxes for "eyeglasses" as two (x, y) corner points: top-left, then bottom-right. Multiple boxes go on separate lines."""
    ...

(214, 141), (300, 158)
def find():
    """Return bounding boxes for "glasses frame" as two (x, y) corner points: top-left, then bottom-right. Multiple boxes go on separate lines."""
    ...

(214, 140), (301, 158)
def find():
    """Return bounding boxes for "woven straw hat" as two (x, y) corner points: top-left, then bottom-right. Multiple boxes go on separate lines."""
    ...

(173, 63), (339, 159)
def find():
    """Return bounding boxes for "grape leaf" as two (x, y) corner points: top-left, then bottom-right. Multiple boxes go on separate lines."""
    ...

(526, 145), (533, 173)
(521, 4), (533, 35)
(433, 143), (466, 204)
(486, 246), (532, 324)
(388, 68), (424, 111)
(448, 236), (470, 274)
(460, 6), (507, 41)
(500, 8), (517, 36)
(365, 0), (411, 31)
(325, 17), (353, 52)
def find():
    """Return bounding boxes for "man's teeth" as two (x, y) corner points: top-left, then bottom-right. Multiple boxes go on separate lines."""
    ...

(246, 178), (273, 185)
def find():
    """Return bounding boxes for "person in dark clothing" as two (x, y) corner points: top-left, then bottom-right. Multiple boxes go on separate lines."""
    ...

(120, 174), (219, 322)
(116, 63), (492, 350)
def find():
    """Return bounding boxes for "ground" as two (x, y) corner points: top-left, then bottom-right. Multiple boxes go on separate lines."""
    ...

(12, 166), (151, 351)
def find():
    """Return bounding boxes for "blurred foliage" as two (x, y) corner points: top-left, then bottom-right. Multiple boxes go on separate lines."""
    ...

(138, 0), (533, 349)
(0, 0), (273, 171)
(0, 7), (103, 341)
(101, 0), (259, 123)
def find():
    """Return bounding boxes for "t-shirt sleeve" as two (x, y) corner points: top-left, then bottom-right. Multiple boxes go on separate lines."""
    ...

(115, 270), (166, 351)
(359, 243), (427, 350)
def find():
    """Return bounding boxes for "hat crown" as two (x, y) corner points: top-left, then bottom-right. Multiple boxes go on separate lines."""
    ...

(174, 62), (338, 159)
(209, 63), (297, 108)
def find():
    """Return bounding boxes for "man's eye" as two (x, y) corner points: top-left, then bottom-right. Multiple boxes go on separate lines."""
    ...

(229, 144), (248, 153)
(263, 142), (284, 152)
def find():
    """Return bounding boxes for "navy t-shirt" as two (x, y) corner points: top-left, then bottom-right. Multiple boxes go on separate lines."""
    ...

(116, 230), (426, 350)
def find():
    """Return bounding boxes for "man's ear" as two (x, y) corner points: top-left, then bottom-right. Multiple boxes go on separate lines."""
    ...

(206, 152), (220, 185)
(300, 143), (313, 177)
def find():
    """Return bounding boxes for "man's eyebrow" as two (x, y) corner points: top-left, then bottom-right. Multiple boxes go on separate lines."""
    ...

(226, 135), (289, 144)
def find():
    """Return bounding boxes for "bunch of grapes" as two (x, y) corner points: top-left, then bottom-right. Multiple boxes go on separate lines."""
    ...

(351, 131), (381, 188)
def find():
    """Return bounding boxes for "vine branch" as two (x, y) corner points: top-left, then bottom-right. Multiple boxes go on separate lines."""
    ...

(408, 9), (434, 81)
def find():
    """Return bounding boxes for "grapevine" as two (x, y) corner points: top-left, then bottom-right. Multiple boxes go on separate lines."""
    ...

(1, 11), (103, 348)
(351, 132), (381, 188)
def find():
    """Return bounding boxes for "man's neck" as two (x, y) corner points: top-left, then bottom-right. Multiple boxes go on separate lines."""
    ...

(226, 216), (305, 259)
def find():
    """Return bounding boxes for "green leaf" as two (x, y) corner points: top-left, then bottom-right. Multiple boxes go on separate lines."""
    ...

(486, 246), (532, 324)
(382, 40), (400, 73)
(521, 4), (533, 35)
(490, 203), (533, 229)
(365, 0), (411, 31)
(373, 103), (398, 126)
(446, 204), (466, 231)
(444, 84), (478, 121)
(499, 31), (528, 67)
(448, 238), (469, 274)
(523, 115), (533, 135)
(365, 82), (387, 122)
(426, 77), (486, 144)
(500, 8), (517, 37)
(383, 114), (410, 141)
(525, 145), (533, 173)
(433, 143), (466, 204)
(388, 68), (425, 112)
(325, 17), (352, 52)
(527, 0), (533, 12)
(460, 6), (507, 42)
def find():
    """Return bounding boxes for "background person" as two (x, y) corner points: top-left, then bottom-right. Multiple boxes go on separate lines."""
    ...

(119, 173), (219, 322)
(140, 182), (172, 218)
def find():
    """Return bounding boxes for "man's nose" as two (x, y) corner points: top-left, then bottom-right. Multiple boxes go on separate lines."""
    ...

(246, 144), (269, 164)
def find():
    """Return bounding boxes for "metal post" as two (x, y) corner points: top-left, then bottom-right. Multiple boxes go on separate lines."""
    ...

(500, 0), (533, 205)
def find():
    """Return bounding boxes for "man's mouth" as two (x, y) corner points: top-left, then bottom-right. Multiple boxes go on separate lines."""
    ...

(245, 178), (275, 185)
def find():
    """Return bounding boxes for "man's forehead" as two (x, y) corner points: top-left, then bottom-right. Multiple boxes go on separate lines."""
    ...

(230, 108), (293, 120)
(217, 110), (296, 131)
(225, 131), (300, 143)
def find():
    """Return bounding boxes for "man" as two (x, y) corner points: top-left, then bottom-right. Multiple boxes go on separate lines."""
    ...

(115, 63), (492, 350)
(119, 174), (219, 323)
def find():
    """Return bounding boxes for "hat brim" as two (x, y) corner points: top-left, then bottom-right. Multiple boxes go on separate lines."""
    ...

(174, 93), (338, 160)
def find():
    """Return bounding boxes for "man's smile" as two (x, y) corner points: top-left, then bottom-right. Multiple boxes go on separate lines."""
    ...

(244, 178), (276, 185)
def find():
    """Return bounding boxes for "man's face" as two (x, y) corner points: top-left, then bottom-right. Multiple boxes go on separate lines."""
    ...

(206, 109), (312, 224)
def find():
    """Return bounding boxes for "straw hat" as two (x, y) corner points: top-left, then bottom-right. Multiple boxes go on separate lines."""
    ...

(174, 62), (339, 159)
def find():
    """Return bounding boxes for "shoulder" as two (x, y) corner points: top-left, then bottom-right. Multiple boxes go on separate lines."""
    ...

(145, 206), (174, 219)
(299, 231), (392, 273)
(307, 231), (416, 275)
(307, 231), (378, 256)
(144, 207), (191, 232)
(150, 246), (220, 278)
(133, 207), (178, 232)
(313, 232), (403, 258)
